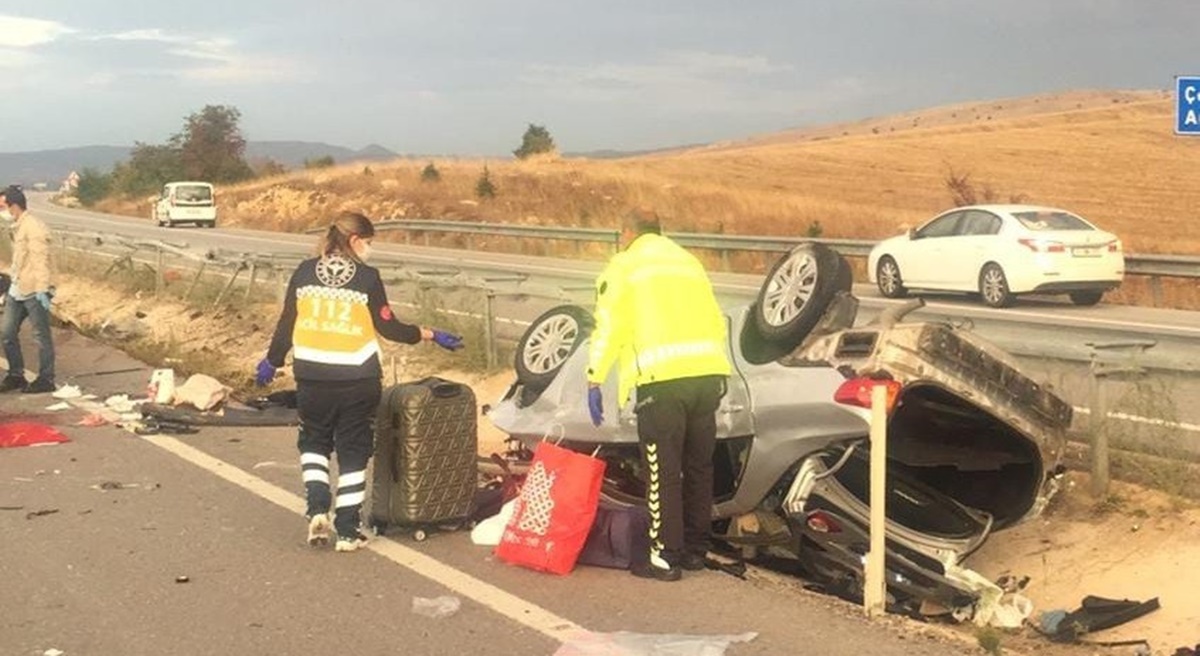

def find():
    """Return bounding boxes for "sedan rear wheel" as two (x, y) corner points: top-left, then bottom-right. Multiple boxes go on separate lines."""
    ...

(979, 263), (1015, 308)
(754, 243), (847, 349)
(876, 256), (908, 299)
(514, 305), (594, 391)
(1068, 290), (1104, 307)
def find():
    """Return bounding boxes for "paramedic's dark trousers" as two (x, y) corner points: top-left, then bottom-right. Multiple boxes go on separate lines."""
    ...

(634, 374), (725, 568)
(296, 378), (382, 537)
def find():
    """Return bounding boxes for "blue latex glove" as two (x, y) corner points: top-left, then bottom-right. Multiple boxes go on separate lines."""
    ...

(432, 330), (464, 351)
(35, 291), (51, 311)
(255, 358), (277, 387)
(588, 386), (604, 427)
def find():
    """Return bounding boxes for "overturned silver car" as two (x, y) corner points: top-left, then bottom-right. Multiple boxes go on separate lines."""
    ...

(488, 243), (1071, 607)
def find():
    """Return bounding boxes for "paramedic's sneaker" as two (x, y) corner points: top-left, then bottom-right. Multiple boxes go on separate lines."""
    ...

(23, 378), (55, 394)
(334, 530), (370, 553)
(306, 514), (331, 547)
(0, 376), (27, 393)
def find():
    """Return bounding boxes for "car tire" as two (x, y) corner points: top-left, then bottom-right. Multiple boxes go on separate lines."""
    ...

(979, 263), (1015, 308)
(514, 304), (594, 390)
(875, 256), (908, 299)
(1068, 290), (1103, 307)
(754, 243), (847, 349)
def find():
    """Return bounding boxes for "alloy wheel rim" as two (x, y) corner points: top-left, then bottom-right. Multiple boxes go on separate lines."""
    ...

(880, 260), (899, 294)
(762, 251), (817, 326)
(522, 315), (580, 373)
(982, 269), (1005, 303)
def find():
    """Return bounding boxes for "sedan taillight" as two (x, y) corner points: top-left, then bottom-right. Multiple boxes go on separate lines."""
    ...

(834, 378), (901, 413)
(1018, 238), (1065, 253)
(1107, 240), (1122, 253)
(806, 510), (843, 534)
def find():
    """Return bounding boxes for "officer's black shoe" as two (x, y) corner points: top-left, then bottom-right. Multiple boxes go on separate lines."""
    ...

(679, 552), (707, 571)
(631, 562), (682, 582)
(0, 375), (27, 393)
(22, 378), (55, 394)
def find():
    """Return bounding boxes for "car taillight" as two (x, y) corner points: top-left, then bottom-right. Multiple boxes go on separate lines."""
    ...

(806, 510), (842, 534)
(1107, 240), (1122, 253)
(1018, 238), (1065, 253)
(834, 378), (901, 412)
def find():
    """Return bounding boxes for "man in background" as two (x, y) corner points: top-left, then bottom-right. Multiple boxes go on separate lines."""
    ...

(0, 186), (56, 393)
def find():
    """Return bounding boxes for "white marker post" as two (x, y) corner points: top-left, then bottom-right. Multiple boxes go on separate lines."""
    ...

(863, 383), (888, 617)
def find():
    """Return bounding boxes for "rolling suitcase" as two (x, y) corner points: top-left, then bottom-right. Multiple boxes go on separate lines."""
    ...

(369, 376), (478, 540)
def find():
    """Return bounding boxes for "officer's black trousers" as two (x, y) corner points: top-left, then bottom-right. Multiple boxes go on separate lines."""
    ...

(634, 374), (725, 566)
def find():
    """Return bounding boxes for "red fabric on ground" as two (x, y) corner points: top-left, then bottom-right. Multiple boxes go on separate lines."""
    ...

(0, 422), (70, 447)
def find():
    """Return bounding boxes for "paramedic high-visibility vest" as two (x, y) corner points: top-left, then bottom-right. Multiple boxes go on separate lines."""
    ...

(586, 233), (731, 404)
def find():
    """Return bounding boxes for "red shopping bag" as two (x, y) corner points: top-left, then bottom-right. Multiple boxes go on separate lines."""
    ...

(495, 441), (606, 575)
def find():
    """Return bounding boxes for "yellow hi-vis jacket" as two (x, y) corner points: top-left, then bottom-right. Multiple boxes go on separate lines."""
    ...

(586, 233), (732, 404)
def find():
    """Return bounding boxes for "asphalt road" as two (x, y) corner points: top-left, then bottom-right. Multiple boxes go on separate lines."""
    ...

(1, 325), (979, 656)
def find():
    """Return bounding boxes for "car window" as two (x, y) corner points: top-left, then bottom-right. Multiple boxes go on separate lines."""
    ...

(175, 185), (214, 203)
(957, 210), (1003, 236)
(915, 212), (964, 239)
(1013, 210), (1093, 231)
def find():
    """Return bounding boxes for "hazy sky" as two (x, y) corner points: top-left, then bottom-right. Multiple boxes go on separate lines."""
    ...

(1, 1), (1196, 155)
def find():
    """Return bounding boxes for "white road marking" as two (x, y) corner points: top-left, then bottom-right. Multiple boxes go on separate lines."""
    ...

(141, 433), (584, 642)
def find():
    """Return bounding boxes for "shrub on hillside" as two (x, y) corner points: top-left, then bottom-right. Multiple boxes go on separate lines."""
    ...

(475, 166), (496, 199)
(305, 155), (335, 169)
(421, 163), (441, 182)
(76, 168), (113, 207)
(513, 124), (556, 160)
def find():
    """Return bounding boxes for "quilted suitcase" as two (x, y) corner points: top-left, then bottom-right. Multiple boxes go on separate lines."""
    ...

(369, 377), (478, 540)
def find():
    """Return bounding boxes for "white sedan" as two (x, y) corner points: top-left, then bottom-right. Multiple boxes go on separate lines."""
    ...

(868, 205), (1124, 308)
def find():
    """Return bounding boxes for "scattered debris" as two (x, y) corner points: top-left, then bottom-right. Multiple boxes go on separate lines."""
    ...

(411, 595), (462, 619)
(175, 575), (190, 584)
(0, 506), (24, 511)
(1040, 596), (1161, 643)
(103, 394), (139, 413)
(26, 509), (60, 520)
(554, 631), (757, 656)
(172, 374), (229, 411)
(43, 649), (65, 656)
(44, 402), (72, 412)
(52, 384), (83, 400)
(75, 414), (110, 427)
(92, 481), (139, 491)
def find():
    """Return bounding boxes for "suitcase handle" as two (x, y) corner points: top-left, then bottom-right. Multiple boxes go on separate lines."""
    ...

(431, 382), (461, 398)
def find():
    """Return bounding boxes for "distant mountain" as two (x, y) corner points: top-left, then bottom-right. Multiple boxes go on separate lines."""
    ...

(0, 141), (401, 186)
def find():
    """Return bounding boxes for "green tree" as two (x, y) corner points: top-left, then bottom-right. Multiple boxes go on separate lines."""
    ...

(170, 104), (254, 183)
(475, 166), (496, 199)
(75, 168), (113, 206)
(304, 155), (335, 169)
(111, 142), (184, 197)
(512, 123), (555, 160)
(421, 162), (441, 182)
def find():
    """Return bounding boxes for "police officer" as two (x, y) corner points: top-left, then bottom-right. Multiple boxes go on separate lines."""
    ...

(586, 209), (731, 581)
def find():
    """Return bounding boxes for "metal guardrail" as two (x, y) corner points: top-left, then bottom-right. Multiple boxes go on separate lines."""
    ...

(373, 218), (1200, 281)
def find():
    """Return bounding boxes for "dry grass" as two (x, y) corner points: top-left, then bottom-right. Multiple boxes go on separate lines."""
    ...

(93, 89), (1200, 308)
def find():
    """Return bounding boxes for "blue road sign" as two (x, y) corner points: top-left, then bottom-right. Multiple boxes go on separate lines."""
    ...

(1178, 76), (1200, 135)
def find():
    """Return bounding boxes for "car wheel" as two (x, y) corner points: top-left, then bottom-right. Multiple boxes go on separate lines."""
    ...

(979, 263), (1015, 308)
(514, 304), (594, 390)
(754, 243), (847, 348)
(875, 256), (908, 298)
(1069, 290), (1104, 307)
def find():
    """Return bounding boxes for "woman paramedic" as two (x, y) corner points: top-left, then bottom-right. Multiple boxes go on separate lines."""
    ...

(256, 211), (463, 552)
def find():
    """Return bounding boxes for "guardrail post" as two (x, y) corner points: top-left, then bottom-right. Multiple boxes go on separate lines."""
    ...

(154, 246), (165, 298)
(863, 383), (888, 618)
(1086, 340), (1157, 497)
(213, 263), (246, 309)
(483, 291), (497, 370)
(243, 262), (259, 302)
(1148, 276), (1163, 308)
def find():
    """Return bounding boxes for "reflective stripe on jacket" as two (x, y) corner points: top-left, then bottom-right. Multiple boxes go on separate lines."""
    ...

(586, 233), (731, 404)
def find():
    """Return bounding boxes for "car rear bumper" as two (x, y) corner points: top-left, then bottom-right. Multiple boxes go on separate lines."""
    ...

(1031, 280), (1122, 293)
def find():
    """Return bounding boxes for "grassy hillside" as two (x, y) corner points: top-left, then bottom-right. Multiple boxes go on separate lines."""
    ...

(93, 89), (1200, 306)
